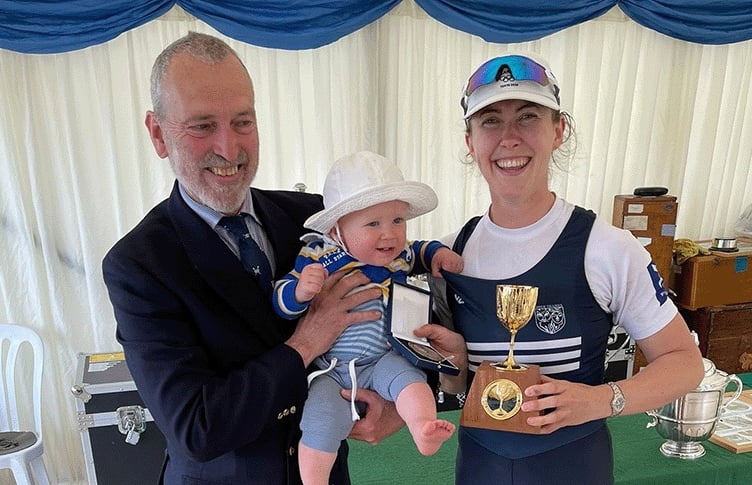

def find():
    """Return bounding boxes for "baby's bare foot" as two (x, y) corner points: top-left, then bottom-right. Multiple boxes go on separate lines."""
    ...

(414, 419), (455, 456)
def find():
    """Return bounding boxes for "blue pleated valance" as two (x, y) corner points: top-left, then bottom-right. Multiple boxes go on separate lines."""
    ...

(1, 0), (751, 54)
(416, 0), (752, 45)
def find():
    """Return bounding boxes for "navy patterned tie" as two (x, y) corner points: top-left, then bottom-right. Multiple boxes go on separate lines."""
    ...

(220, 215), (273, 295)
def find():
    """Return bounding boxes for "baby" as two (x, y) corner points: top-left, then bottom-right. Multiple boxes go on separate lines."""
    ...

(273, 151), (463, 484)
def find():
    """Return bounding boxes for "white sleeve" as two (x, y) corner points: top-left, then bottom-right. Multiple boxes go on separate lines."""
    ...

(585, 218), (678, 340)
(439, 229), (460, 248)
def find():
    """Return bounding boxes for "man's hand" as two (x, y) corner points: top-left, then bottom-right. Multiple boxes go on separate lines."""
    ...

(344, 388), (404, 445)
(286, 271), (381, 366)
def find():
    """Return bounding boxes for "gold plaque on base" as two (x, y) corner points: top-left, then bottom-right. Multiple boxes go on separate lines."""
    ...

(460, 360), (543, 434)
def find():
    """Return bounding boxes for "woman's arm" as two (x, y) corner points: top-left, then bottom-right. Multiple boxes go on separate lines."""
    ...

(522, 313), (704, 433)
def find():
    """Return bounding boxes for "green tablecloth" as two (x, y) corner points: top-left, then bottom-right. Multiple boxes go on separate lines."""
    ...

(348, 373), (752, 484)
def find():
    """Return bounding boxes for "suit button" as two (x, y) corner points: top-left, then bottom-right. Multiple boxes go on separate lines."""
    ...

(290, 406), (297, 414)
(283, 408), (290, 416)
(288, 446), (296, 456)
(277, 412), (284, 420)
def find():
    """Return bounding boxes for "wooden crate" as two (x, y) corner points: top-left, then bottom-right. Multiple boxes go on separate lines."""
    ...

(681, 303), (752, 375)
(612, 194), (677, 289)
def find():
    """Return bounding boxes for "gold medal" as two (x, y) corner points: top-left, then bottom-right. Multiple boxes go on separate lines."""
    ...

(481, 379), (523, 420)
(407, 341), (444, 361)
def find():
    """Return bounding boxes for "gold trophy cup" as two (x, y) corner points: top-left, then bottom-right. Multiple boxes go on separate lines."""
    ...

(460, 285), (543, 433)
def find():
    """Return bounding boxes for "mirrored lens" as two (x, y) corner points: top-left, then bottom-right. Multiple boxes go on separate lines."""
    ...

(464, 55), (551, 98)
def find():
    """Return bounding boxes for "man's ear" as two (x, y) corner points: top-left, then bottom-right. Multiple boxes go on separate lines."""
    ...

(145, 111), (169, 159)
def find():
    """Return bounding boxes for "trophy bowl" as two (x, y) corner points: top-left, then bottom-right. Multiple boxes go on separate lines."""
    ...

(646, 358), (743, 459)
(495, 285), (538, 370)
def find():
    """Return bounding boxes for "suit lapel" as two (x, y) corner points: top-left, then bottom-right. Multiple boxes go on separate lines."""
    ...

(167, 184), (286, 348)
(252, 189), (304, 280)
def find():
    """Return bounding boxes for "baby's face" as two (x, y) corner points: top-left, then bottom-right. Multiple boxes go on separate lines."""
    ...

(335, 200), (409, 266)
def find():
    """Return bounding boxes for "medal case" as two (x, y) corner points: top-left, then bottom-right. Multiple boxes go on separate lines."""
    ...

(387, 280), (459, 375)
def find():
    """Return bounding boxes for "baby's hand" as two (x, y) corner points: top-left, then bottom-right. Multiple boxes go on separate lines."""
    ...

(431, 247), (464, 278)
(295, 263), (328, 303)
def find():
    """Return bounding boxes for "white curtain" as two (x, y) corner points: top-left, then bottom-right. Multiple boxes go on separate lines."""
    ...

(1, 2), (750, 482)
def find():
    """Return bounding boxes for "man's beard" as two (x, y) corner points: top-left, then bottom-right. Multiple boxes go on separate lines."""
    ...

(172, 149), (254, 214)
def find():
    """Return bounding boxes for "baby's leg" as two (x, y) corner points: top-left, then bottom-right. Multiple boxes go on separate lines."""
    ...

(299, 443), (338, 485)
(299, 373), (355, 484)
(396, 381), (455, 456)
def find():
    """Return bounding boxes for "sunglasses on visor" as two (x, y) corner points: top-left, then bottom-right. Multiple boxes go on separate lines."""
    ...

(461, 55), (560, 110)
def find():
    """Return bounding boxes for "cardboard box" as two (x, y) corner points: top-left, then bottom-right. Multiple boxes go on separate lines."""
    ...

(671, 241), (752, 310)
(613, 194), (678, 288)
(71, 352), (166, 485)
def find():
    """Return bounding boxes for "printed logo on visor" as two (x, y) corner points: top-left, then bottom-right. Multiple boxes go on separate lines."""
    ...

(461, 55), (560, 113)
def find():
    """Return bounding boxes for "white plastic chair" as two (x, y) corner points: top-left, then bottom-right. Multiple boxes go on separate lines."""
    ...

(0, 324), (50, 485)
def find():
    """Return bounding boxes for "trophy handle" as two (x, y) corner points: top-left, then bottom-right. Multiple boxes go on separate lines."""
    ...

(721, 375), (744, 409)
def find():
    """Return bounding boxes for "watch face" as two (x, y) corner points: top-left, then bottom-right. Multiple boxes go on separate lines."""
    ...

(609, 382), (626, 415)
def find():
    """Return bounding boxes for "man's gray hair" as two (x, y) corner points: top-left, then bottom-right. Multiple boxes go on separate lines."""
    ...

(150, 32), (248, 119)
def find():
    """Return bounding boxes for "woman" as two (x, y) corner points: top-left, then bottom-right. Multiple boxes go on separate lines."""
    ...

(417, 53), (704, 484)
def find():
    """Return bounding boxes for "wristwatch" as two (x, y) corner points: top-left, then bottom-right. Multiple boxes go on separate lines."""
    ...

(607, 381), (626, 416)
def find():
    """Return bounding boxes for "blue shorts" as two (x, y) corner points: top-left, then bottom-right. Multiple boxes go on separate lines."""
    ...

(300, 350), (426, 453)
(456, 424), (614, 484)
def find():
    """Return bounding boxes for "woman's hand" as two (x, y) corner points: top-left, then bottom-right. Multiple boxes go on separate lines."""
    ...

(521, 376), (613, 434)
(413, 323), (469, 394)
(413, 324), (467, 369)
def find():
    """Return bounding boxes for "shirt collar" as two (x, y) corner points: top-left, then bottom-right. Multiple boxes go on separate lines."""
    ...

(177, 183), (259, 229)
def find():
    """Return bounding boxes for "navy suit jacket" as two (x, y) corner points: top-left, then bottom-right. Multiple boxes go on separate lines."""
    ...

(103, 182), (350, 484)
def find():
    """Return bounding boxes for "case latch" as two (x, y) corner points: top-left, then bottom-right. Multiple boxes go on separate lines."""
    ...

(70, 384), (92, 403)
(117, 406), (147, 445)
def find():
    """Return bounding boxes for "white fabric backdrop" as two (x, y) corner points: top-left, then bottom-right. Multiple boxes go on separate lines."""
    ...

(1, 3), (750, 482)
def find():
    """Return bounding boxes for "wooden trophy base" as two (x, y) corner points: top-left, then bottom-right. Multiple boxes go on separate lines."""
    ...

(460, 360), (543, 434)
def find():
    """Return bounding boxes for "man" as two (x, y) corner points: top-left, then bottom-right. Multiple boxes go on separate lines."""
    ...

(103, 32), (398, 484)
